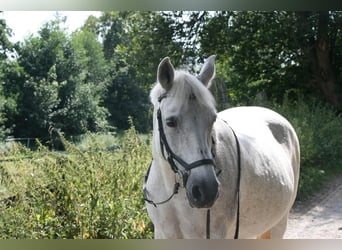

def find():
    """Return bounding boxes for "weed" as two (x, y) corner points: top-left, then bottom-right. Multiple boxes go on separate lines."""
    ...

(0, 125), (153, 239)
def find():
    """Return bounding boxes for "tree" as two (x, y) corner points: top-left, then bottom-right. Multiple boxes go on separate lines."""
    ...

(104, 48), (149, 131)
(96, 12), (186, 131)
(14, 16), (109, 140)
(306, 11), (342, 106)
(0, 13), (15, 139)
(198, 11), (342, 107)
(96, 12), (148, 131)
(0, 13), (13, 60)
(71, 29), (108, 86)
(15, 70), (60, 139)
(57, 28), (110, 134)
(0, 85), (7, 140)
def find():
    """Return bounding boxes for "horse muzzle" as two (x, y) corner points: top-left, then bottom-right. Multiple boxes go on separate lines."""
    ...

(185, 166), (219, 208)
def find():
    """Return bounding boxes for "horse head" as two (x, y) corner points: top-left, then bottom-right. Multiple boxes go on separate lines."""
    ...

(152, 55), (219, 208)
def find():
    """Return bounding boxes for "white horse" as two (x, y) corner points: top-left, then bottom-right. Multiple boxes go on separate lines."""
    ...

(144, 55), (300, 239)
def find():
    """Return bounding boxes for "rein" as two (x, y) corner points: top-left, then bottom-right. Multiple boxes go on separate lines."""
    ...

(143, 161), (180, 207)
(143, 93), (241, 239)
(204, 122), (241, 239)
(229, 122), (241, 239)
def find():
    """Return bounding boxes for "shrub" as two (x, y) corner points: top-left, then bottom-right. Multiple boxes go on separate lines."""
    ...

(0, 125), (153, 239)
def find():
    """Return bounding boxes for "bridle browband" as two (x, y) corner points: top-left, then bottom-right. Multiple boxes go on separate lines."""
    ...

(143, 92), (241, 239)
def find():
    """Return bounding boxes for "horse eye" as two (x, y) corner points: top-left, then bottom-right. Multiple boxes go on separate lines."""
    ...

(166, 117), (177, 127)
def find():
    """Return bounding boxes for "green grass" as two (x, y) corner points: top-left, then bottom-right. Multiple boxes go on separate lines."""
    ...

(0, 125), (153, 239)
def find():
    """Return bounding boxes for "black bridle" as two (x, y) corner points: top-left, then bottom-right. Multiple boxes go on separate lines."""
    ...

(143, 93), (241, 239)
(156, 97), (216, 187)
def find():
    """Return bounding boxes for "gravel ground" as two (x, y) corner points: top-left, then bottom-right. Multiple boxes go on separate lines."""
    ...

(284, 174), (342, 239)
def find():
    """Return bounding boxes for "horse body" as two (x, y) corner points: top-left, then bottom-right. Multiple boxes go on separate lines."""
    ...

(216, 107), (300, 238)
(144, 56), (300, 239)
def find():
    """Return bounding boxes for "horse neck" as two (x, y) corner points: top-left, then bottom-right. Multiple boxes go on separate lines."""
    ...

(212, 117), (241, 186)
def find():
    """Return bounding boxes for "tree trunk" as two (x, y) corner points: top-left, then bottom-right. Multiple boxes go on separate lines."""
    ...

(311, 11), (341, 106)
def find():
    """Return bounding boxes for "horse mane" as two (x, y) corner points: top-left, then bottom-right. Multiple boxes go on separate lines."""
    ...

(150, 70), (216, 112)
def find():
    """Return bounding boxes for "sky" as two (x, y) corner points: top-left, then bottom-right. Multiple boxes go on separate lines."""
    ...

(2, 11), (101, 43)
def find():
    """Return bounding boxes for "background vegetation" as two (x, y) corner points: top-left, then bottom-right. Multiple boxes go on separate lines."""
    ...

(0, 125), (153, 238)
(0, 11), (341, 238)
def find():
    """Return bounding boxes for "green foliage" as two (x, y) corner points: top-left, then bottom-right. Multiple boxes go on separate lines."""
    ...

(70, 132), (120, 152)
(0, 86), (7, 140)
(268, 93), (342, 199)
(12, 16), (109, 138)
(18, 19), (69, 80)
(56, 82), (110, 135)
(70, 29), (108, 85)
(0, 15), (13, 60)
(97, 11), (186, 132)
(1, 11), (342, 213)
(3, 11), (339, 136)
(0, 16), (15, 139)
(15, 75), (60, 138)
(104, 47), (150, 132)
(200, 11), (342, 106)
(0, 125), (153, 239)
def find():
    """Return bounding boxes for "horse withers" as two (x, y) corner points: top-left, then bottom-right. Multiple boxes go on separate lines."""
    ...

(143, 55), (300, 239)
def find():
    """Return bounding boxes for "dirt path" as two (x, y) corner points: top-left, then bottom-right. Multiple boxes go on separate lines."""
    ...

(284, 174), (342, 239)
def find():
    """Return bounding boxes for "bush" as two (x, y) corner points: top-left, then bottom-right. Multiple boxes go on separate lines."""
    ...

(269, 93), (342, 200)
(0, 125), (153, 239)
(70, 132), (120, 152)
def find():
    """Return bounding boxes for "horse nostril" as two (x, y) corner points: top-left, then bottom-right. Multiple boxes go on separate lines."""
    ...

(192, 185), (203, 202)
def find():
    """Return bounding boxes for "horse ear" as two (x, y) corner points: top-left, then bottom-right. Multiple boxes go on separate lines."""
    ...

(157, 57), (175, 91)
(197, 55), (216, 88)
